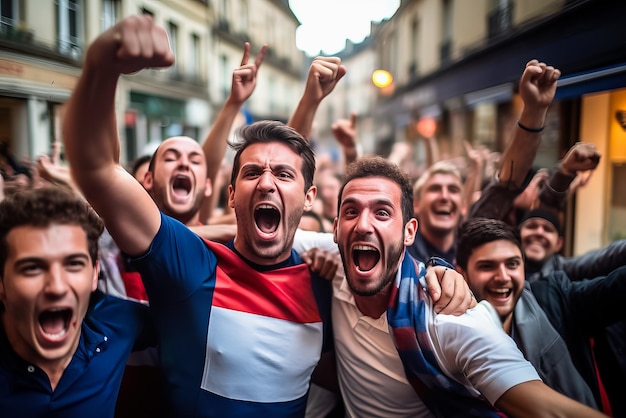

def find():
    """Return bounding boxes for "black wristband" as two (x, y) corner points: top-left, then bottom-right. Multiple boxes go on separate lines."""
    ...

(425, 256), (454, 269)
(517, 120), (544, 133)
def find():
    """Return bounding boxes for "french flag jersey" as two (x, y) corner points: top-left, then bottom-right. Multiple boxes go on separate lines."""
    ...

(132, 213), (332, 417)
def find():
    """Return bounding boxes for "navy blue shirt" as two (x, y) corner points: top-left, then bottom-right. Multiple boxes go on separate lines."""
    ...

(408, 231), (456, 265)
(0, 291), (151, 418)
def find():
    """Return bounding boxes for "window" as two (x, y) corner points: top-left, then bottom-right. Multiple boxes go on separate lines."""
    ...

(410, 17), (419, 76)
(488, 0), (513, 37)
(57, 0), (83, 58)
(220, 54), (229, 100)
(268, 76), (276, 115)
(239, 0), (249, 34)
(189, 33), (201, 77)
(140, 7), (153, 17)
(219, 0), (228, 20)
(167, 21), (179, 72)
(440, 0), (453, 60)
(0, 0), (18, 27)
(102, 0), (119, 31)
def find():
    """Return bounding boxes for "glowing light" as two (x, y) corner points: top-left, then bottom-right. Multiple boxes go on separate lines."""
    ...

(416, 117), (437, 138)
(372, 70), (393, 88)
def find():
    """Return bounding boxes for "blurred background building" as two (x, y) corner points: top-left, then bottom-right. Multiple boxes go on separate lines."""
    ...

(0, 0), (625, 256)
(313, 0), (626, 257)
(0, 0), (304, 163)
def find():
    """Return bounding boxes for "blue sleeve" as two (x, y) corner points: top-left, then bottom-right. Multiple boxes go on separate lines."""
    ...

(130, 212), (218, 305)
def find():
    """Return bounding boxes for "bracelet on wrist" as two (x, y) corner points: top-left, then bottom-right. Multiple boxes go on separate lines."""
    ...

(517, 120), (544, 133)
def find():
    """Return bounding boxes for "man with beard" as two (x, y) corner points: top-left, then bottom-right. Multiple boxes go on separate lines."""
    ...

(62, 15), (334, 417)
(330, 155), (607, 418)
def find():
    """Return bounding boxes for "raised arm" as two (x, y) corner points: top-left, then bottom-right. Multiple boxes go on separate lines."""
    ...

(498, 60), (561, 189)
(200, 42), (266, 222)
(539, 142), (600, 211)
(462, 140), (487, 209)
(62, 15), (172, 256)
(331, 112), (359, 168)
(287, 56), (346, 140)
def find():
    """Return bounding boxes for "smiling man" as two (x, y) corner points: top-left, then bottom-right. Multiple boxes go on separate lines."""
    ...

(409, 161), (465, 264)
(331, 156), (607, 418)
(456, 217), (626, 414)
(0, 186), (151, 416)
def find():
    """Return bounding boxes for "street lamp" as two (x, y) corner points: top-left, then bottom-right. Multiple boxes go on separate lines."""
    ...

(372, 69), (393, 88)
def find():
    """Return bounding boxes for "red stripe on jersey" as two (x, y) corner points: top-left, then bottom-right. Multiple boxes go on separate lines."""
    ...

(206, 240), (322, 323)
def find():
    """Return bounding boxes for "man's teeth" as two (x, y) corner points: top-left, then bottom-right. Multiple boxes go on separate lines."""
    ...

(354, 245), (376, 251)
(44, 328), (68, 340)
(258, 204), (274, 210)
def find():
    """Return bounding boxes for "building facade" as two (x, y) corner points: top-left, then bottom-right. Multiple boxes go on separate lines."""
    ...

(0, 0), (305, 166)
(358, 0), (625, 256)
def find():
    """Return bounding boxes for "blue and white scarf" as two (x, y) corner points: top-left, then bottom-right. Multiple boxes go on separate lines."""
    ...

(386, 250), (506, 417)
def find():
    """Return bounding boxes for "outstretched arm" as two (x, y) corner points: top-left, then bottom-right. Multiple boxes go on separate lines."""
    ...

(498, 60), (561, 189)
(63, 15), (172, 256)
(288, 56), (346, 140)
(331, 112), (358, 168)
(200, 42), (266, 223)
(539, 142), (600, 211)
(496, 380), (607, 418)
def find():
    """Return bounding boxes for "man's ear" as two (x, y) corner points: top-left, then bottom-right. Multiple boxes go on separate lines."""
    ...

(143, 171), (154, 191)
(92, 261), (99, 292)
(304, 185), (317, 211)
(228, 185), (235, 209)
(404, 218), (418, 246)
(203, 178), (212, 198)
(555, 236), (564, 253)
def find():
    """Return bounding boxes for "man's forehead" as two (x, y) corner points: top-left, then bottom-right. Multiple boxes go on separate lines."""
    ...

(426, 172), (462, 186)
(240, 142), (302, 165)
(159, 137), (203, 154)
(342, 177), (398, 199)
(521, 217), (557, 229)
(472, 240), (523, 260)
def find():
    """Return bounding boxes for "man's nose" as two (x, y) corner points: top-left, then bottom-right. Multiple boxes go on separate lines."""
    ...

(257, 170), (276, 192)
(44, 265), (69, 297)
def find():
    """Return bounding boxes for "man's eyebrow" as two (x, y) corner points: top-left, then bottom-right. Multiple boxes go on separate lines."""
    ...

(340, 196), (394, 207)
(14, 253), (90, 266)
(240, 162), (296, 171)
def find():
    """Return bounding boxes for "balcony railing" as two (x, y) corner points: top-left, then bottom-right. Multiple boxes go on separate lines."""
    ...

(488, 3), (514, 38)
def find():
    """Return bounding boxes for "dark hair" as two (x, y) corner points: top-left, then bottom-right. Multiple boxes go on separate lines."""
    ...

(338, 156), (414, 225)
(130, 154), (153, 177)
(300, 210), (326, 232)
(0, 186), (104, 273)
(456, 217), (522, 270)
(229, 121), (316, 192)
(518, 207), (563, 236)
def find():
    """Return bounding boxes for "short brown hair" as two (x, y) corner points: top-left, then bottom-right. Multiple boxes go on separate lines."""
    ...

(0, 186), (104, 273)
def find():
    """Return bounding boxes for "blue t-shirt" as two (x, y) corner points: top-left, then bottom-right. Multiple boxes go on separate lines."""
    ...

(0, 291), (150, 418)
(132, 213), (331, 418)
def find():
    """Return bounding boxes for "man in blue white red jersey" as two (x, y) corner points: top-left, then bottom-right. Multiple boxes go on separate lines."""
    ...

(62, 15), (334, 418)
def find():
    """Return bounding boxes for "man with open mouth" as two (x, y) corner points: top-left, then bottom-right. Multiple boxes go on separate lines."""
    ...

(457, 217), (626, 415)
(330, 156), (607, 418)
(62, 15), (338, 418)
(0, 187), (152, 416)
